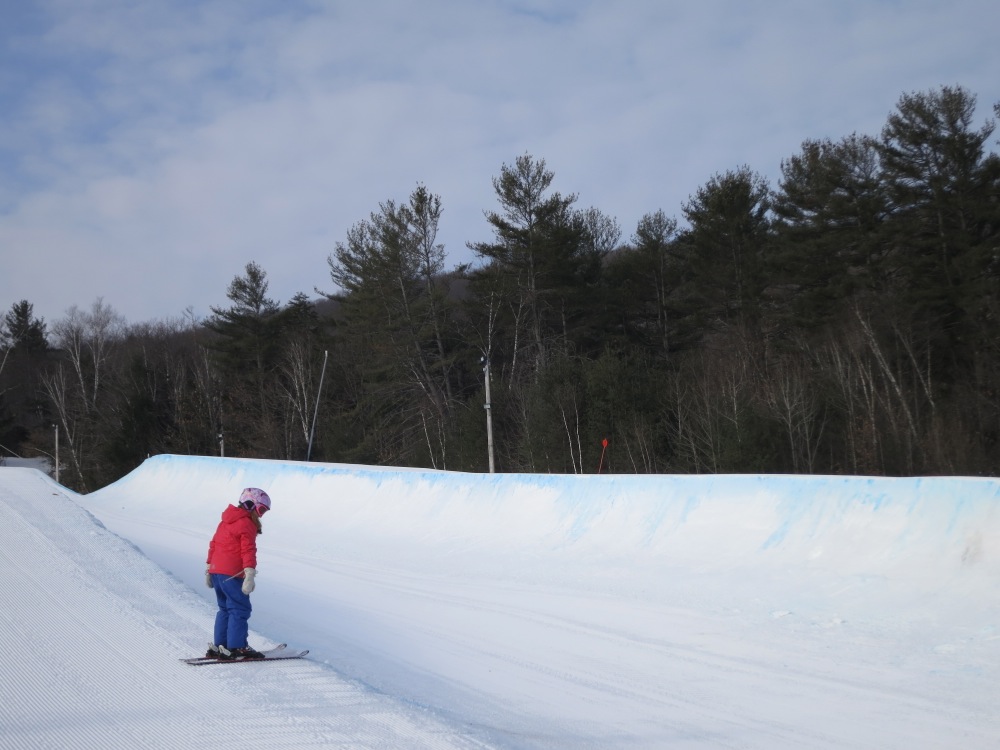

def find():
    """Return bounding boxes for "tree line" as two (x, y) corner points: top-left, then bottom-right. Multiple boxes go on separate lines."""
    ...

(2, 85), (999, 491)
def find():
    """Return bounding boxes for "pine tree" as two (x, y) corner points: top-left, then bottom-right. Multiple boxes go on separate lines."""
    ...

(680, 166), (772, 335)
(771, 134), (889, 334)
(877, 85), (998, 377)
(469, 154), (586, 372)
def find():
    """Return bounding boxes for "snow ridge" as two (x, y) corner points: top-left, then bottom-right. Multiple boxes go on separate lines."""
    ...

(93, 454), (1000, 583)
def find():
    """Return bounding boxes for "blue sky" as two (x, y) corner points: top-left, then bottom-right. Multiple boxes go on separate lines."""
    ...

(2, 0), (998, 328)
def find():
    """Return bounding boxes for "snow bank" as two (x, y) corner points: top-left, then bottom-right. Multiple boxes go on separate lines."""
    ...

(91, 454), (1000, 587)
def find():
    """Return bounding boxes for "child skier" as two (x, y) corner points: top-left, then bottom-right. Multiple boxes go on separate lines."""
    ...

(205, 487), (271, 660)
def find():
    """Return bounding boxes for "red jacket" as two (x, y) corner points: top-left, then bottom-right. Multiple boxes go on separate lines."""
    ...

(206, 504), (258, 577)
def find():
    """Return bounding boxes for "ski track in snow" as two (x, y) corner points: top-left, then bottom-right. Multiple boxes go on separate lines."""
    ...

(2, 456), (1000, 748)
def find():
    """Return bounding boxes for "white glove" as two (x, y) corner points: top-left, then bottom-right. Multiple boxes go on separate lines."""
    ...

(242, 568), (256, 595)
(205, 565), (213, 589)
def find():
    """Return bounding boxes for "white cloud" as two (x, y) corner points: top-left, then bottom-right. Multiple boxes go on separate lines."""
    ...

(1, 0), (998, 326)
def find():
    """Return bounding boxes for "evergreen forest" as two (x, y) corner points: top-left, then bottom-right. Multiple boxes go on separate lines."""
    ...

(2, 85), (1000, 491)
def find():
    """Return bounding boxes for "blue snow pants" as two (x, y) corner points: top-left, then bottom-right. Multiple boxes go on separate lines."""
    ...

(211, 573), (252, 649)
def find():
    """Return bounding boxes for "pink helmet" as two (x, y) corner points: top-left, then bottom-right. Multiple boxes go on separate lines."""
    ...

(238, 487), (271, 515)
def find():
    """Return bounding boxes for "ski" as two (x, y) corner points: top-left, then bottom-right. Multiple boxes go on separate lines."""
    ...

(182, 643), (308, 665)
(185, 649), (309, 666)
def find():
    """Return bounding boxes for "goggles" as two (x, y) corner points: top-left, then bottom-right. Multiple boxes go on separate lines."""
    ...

(240, 499), (269, 516)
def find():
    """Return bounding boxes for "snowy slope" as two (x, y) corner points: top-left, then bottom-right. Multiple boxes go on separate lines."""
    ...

(4, 455), (1000, 748)
(0, 467), (495, 750)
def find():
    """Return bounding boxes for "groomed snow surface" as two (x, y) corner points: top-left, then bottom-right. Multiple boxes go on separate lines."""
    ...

(2, 456), (999, 749)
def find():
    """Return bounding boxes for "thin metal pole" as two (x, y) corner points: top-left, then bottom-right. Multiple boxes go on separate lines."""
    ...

(54, 424), (59, 483)
(484, 357), (495, 473)
(307, 350), (329, 462)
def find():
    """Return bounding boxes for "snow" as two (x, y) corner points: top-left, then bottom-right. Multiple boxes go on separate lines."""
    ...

(2, 456), (999, 749)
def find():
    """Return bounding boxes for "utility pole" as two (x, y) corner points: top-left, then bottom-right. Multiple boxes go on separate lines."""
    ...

(483, 356), (495, 473)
